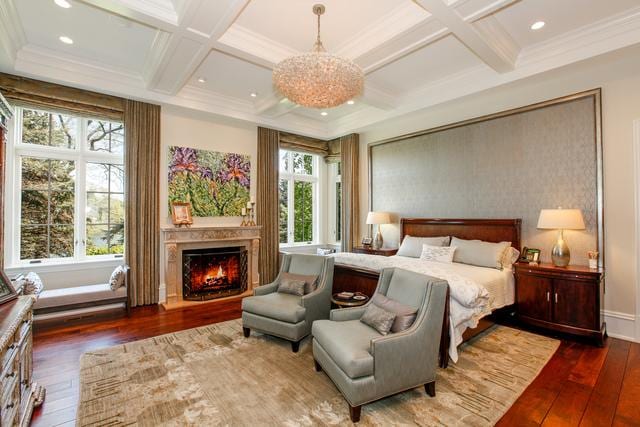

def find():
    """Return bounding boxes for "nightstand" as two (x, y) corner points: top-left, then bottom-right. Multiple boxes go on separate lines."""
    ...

(352, 246), (398, 256)
(514, 262), (606, 346)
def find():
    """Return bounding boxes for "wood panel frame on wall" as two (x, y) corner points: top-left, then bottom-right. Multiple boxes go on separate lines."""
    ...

(367, 89), (604, 267)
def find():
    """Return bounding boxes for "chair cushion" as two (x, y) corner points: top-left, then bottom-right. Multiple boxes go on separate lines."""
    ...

(33, 284), (126, 310)
(277, 279), (306, 296)
(371, 293), (418, 333)
(281, 272), (318, 294)
(242, 292), (306, 324)
(360, 304), (396, 335)
(312, 319), (381, 378)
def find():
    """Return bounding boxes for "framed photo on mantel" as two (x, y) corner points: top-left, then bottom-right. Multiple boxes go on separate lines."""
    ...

(0, 270), (17, 306)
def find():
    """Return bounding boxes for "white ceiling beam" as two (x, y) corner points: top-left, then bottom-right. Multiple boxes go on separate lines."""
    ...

(0, 0), (27, 63)
(78, 0), (179, 32)
(413, 0), (518, 73)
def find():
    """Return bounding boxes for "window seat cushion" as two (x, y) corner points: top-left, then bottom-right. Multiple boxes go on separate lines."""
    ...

(33, 283), (127, 310)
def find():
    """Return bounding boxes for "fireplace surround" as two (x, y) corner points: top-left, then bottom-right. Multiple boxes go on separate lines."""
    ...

(161, 226), (261, 309)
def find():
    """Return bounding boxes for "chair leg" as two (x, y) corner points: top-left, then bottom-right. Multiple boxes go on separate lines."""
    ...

(291, 340), (301, 353)
(242, 327), (250, 338)
(425, 381), (436, 397)
(314, 359), (322, 372)
(349, 404), (361, 423)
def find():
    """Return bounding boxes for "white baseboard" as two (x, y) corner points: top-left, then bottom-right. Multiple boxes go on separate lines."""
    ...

(603, 310), (638, 343)
(159, 283), (167, 304)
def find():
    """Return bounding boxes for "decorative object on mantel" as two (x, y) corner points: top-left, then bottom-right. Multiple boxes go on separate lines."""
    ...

(0, 269), (17, 305)
(168, 146), (250, 217)
(588, 250), (599, 269)
(171, 202), (193, 227)
(272, 4), (364, 108)
(241, 200), (256, 227)
(537, 208), (585, 267)
(366, 211), (391, 249)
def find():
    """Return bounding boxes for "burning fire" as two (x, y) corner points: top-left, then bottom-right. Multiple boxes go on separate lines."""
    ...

(216, 265), (224, 279)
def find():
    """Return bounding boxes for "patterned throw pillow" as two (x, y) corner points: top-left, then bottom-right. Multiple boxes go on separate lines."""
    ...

(19, 272), (44, 296)
(277, 279), (306, 296)
(419, 244), (457, 263)
(501, 247), (521, 269)
(371, 294), (418, 333)
(280, 272), (318, 294)
(109, 265), (127, 291)
(360, 303), (397, 335)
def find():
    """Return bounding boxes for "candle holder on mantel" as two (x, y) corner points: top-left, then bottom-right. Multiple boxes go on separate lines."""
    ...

(241, 202), (256, 227)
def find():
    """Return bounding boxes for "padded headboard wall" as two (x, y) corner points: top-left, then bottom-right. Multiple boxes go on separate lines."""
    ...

(369, 90), (603, 266)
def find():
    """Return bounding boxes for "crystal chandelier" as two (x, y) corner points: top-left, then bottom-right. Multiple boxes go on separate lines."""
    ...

(272, 4), (364, 109)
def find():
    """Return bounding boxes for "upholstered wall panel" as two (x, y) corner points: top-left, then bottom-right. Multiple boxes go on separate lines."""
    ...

(370, 95), (601, 266)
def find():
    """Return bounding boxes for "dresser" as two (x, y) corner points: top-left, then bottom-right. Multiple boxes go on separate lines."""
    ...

(514, 262), (605, 345)
(352, 246), (398, 256)
(0, 297), (44, 426)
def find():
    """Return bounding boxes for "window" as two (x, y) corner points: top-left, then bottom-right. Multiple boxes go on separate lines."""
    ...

(279, 150), (318, 245)
(8, 106), (125, 264)
(328, 162), (342, 244)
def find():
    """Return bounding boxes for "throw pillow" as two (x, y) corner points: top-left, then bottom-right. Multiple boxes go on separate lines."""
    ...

(371, 293), (418, 333)
(450, 237), (511, 269)
(19, 272), (44, 296)
(397, 235), (451, 258)
(501, 246), (521, 269)
(419, 244), (457, 263)
(280, 272), (318, 294)
(277, 279), (306, 296)
(109, 265), (127, 291)
(360, 303), (396, 335)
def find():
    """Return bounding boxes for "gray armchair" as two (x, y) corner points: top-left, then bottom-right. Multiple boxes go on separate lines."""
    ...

(242, 253), (334, 352)
(312, 268), (448, 423)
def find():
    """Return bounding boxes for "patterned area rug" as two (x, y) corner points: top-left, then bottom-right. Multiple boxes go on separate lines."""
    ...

(77, 319), (559, 426)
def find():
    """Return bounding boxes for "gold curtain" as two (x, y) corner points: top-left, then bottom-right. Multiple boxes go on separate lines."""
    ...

(340, 134), (360, 252)
(257, 127), (280, 285)
(125, 100), (161, 306)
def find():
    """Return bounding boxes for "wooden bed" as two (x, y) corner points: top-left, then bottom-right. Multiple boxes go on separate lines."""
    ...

(333, 218), (522, 368)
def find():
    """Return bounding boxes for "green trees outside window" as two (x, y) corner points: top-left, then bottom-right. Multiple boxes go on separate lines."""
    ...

(279, 150), (317, 245)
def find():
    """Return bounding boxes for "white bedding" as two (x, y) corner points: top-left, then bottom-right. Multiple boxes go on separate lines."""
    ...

(330, 253), (515, 362)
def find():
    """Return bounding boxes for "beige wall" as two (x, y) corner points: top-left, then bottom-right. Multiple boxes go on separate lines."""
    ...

(358, 45), (640, 324)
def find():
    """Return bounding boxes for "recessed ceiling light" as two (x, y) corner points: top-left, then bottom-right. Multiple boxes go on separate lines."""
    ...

(54, 0), (71, 8)
(530, 21), (545, 30)
(347, 100), (355, 105)
(197, 77), (207, 83)
(59, 36), (73, 45)
(250, 92), (257, 98)
(320, 111), (328, 116)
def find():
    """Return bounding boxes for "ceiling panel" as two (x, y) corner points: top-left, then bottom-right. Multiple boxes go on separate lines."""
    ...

(366, 35), (482, 95)
(15, 0), (157, 72)
(290, 101), (368, 122)
(190, 49), (274, 100)
(234, 0), (407, 52)
(493, 0), (640, 48)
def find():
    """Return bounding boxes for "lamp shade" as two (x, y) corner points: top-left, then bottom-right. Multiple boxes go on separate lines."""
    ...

(366, 211), (391, 225)
(537, 208), (585, 230)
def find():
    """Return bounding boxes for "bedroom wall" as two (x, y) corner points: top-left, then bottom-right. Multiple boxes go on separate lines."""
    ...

(357, 45), (640, 341)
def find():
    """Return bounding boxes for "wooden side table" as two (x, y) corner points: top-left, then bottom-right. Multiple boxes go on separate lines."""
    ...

(331, 293), (370, 309)
(352, 246), (398, 256)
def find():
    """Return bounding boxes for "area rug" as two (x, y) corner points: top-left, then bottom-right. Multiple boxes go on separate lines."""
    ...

(77, 319), (559, 426)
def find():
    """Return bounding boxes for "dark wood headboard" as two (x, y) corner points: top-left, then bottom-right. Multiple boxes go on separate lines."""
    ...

(400, 218), (522, 250)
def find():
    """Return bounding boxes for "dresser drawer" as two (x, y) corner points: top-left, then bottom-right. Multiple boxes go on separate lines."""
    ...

(1, 360), (19, 426)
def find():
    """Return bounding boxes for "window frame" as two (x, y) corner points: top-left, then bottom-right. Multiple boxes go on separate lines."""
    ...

(327, 162), (342, 245)
(278, 149), (320, 247)
(5, 106), (125, 267)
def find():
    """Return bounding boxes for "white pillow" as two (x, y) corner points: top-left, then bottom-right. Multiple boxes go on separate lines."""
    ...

(420, 244), (457, 263)
(450, 237), (511, 269)
(501, 247), (521, 269)
(109, 265), (127, 290)
(19, 272), (44, 297)
(397, 235), (451, 258)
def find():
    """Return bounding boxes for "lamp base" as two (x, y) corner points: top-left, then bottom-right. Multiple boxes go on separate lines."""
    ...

(551, 230), (570, 267)
(373, 228), (383, 249)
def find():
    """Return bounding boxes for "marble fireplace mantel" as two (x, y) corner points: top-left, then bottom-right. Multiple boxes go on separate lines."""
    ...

(161, 225), (261, 309)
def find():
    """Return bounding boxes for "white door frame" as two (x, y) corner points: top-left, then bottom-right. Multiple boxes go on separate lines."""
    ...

(633, 119), (640, 342)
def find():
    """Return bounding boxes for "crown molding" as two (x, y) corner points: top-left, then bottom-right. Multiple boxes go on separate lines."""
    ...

(0, 0), (27, 63)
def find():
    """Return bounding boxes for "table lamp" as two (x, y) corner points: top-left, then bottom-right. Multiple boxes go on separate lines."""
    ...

(537, 208), (585, 267)
(366, 212), (391, 249)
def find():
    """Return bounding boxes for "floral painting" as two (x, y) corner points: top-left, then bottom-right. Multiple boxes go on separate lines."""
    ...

(168, 146), (250, 217)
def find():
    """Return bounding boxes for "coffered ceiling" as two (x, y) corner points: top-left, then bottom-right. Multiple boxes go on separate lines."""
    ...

(1, 0), (639, 138)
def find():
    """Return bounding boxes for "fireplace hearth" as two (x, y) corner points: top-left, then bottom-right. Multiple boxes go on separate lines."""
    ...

(182, 247), (248, 301)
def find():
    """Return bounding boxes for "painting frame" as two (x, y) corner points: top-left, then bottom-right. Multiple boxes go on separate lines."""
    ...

(0, 270), (18, 306)
(171, 202), (193, 227)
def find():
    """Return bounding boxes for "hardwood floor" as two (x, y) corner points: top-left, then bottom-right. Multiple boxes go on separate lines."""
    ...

(31, 299), (640, 426)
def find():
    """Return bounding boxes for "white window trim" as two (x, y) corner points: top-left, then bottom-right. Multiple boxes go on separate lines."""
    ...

(279, 150), (320, 247)
(327, 162), (342, 245)
(5, 107), (124, 268)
